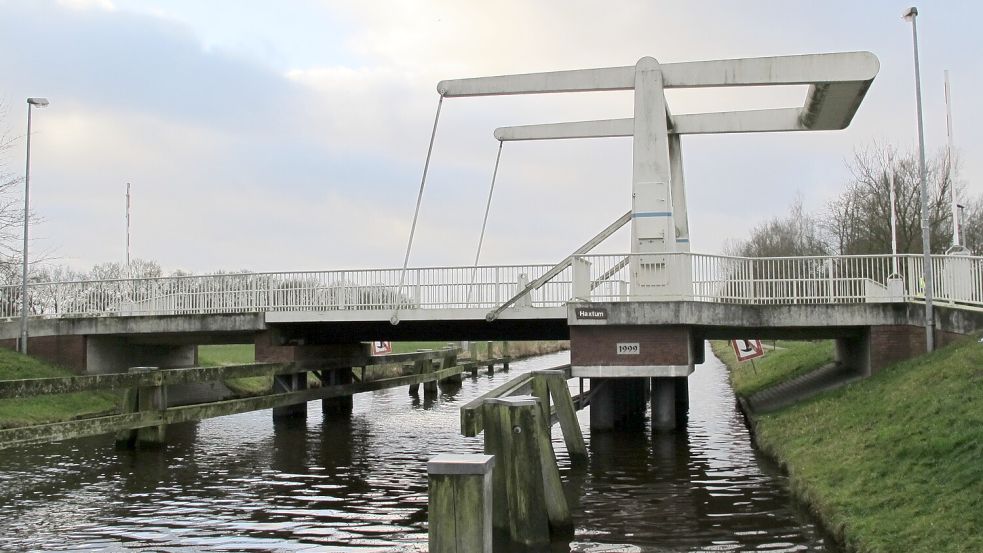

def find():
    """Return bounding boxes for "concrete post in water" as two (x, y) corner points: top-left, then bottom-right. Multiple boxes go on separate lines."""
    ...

(428, 453), (495, 553)
(674, 376), (689, 422)
(272, 372), (308, 420)
(651, 377), (676, 432)
(469, 342), (479, 364)
(589, 377), (648, 431)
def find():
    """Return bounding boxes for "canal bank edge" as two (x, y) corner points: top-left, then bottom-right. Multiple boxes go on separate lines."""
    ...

(712, 338), (983, 553)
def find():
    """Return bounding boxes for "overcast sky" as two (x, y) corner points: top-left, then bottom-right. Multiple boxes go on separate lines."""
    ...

(0, 0), (980, 274)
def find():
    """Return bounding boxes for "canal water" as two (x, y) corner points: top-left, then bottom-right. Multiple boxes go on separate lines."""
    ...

(0, 346), (835, 552)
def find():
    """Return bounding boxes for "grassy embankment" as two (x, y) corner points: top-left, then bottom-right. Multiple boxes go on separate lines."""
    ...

(713, 338), (983, 553)
(709, 340), (834, 397)
(0, 349), (118, 429)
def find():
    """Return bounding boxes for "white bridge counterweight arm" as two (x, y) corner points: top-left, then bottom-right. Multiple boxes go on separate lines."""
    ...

(439, 52), (878, 97)
(438, 66), (635, 97)
(494, 108), (820, 141)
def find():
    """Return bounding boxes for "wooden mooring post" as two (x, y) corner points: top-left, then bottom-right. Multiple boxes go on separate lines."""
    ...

(485, 341), (495, 374)
(422, 362), (438, 400)
(272, 372), (308, 420)
(115, 366), (167, 449)
(482, 395), (572, 547)
(428, 453), (495, 553)
(437, 352), (462, 390)
(502, 340), (511, 371)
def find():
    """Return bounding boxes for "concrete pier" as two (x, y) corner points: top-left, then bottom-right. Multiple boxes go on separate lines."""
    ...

(589, 377), (648, 431)
(651, 377), (676, 432)
(674, 377), (689, 422)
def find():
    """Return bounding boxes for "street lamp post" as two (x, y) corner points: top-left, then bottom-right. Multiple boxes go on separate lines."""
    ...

(903, 7), (934, 352)
(21, 97), (49, 355)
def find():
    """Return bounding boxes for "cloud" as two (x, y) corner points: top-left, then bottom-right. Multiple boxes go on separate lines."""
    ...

(1, 0), (981, 277)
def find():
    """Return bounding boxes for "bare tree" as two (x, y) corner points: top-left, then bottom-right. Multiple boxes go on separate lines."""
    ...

(0, 100), (31, 285)
(823, 144), (955, 255)
(727, 196), (829, 258)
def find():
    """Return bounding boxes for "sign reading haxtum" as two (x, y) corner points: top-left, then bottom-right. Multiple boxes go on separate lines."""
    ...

(616, 342), (640, 355)
(575, 307), (608, 320)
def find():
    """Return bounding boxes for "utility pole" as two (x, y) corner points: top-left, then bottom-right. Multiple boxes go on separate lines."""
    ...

(944, 71), (966, 254)
(126, 182), (131, 270)
(904, 6), (934, 352)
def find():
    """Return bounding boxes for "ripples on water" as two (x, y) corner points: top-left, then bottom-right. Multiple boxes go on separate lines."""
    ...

(0, 347), (834, 552)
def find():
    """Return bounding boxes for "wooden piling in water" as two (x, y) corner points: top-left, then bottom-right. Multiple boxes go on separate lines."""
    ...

(502, 341), (510, 371)
(272, 372), (308, 420)
(319, 368), (353, 418)
(536, 370), (588, 466)
(428, 453), (495, 553)
(115, 366), (167, 449)
(418, 354), (437, 399)
(438, 353), (462, 389)
(483, 397), (550, 547)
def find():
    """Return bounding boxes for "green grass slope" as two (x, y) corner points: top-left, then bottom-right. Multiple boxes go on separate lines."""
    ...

(747, 336), (983, 553)
(0, 349), (117, 429)
(711, 340), (835, 397)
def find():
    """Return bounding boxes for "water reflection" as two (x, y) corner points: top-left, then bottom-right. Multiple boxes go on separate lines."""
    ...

(0, 348), (833, 552)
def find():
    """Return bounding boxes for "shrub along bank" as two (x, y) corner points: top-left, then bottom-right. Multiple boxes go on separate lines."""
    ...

(714, 337), (983, 553)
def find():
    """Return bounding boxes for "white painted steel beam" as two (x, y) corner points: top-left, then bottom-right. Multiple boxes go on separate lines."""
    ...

(440, 52), (877, 92)
(443, 52), (878, 131)
(494, 107), (838, 140)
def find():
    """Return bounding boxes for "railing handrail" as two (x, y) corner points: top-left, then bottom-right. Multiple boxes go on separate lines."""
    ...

(1, 252), (981, 319)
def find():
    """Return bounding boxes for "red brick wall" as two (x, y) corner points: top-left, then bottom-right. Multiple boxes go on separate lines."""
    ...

(0, 335), (87, 373)
(868, 325), (964, 372)
(571, 325), (691, 366)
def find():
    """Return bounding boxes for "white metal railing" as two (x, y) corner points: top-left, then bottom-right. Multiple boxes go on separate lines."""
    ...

(2, 253), (981, 319)
(571, 252), (983, 308)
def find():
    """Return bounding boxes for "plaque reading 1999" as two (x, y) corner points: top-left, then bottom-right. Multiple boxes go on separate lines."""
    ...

(616, 342), (640, 355)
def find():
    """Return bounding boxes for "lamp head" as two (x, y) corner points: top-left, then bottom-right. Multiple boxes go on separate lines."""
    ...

(27, 98), (49, 108)
(903, 7), (918, 21)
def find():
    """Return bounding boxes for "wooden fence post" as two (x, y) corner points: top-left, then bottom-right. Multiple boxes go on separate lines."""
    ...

(428, 453), (495, 553)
